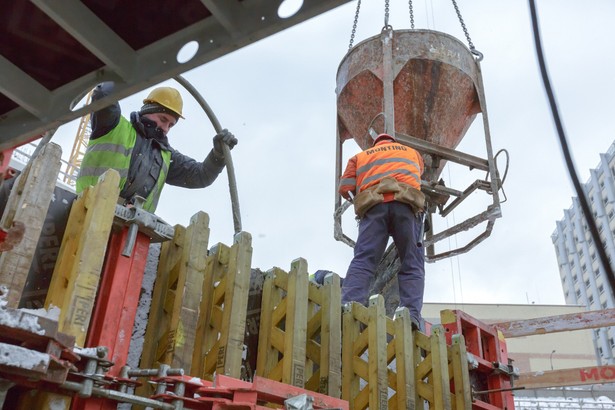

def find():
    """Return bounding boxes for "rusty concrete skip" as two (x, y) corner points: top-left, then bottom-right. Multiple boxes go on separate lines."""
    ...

(336, 29), (482, 178)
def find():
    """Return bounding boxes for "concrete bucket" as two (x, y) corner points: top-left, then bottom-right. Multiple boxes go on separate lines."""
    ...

(334, 28), (503, 261)
(336, 29), (482, 178)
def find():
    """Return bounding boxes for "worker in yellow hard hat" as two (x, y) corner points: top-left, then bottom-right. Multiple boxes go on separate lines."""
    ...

(338, 133), (426, 331)
(76, 82), (237, 212)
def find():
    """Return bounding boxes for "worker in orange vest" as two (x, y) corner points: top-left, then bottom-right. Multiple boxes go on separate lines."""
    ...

(338, 133), (426, 330)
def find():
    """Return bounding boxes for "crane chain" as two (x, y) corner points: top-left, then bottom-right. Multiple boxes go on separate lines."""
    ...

(350, 0), (417, 48)
(384, 0), (390, 28)
(451, 0), (482, 59)
(348, 0), (362, 49)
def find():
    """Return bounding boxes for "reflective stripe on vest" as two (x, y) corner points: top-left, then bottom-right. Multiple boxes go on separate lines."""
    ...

(144, 150), (171, 212)
(76, 116), (171, 212)
(355, 142), (422, 192)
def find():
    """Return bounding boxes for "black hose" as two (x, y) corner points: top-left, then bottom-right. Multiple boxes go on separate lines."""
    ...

(529, 0), (615, 299)
(174, 75), (242, 235)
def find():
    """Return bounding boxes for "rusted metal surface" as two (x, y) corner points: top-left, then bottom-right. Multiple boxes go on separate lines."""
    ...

(336, 29), (481, 159)
(494, 308), (615, 338)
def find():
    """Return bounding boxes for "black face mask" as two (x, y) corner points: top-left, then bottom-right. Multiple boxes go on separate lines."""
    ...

(131, 112), (170, 148)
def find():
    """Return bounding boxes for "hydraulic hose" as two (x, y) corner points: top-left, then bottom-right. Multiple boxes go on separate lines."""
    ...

(174, 74), (242, 234)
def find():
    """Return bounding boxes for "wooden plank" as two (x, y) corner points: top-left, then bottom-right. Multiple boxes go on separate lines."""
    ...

(393, 307), (416, 410)
(517, 365), (615, 389)
(34, 169), (118, 410)
(157, 227), (187, 364)
(215, 231), (252, 378)
(170, 212), (210, 373)
(341, 302), (361, 408)
(45, 169), (119, 344)
(283, 258), (308, 387)
(368, 295), (389, 410)
(320, 272), (342, 397)
(304, 292), (317, 389)
(494, 308), (615, 338)
(137, 224), (185, 399)
(450, 334), (472, 410)
(192, 243), (221, 376)
(0, 142), (62, 308)
(256, 268), (284, 379)
(430, 325), (452, 410)
(195, 243), (228, 379)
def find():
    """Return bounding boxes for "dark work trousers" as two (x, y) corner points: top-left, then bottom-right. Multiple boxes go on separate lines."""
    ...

(341, 201), (425, 322)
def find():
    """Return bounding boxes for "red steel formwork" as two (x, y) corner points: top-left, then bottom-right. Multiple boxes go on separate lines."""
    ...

(441, 309), (515, 410)
(150, 374), (349, 410)
(72, 228), (150, 410)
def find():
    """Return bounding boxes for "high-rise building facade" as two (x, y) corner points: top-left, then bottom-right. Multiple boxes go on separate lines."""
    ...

(552, 143), (615, 365)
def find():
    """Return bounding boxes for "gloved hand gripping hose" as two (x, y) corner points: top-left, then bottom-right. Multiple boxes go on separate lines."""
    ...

(174, 75), (242, 235)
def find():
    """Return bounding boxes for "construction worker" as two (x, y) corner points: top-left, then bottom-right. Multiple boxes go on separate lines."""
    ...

(76, 82), (237, 212)
(338, 133), (426, 330)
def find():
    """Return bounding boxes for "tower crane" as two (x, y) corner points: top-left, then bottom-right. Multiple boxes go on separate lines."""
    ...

(62, 90), (93, 186)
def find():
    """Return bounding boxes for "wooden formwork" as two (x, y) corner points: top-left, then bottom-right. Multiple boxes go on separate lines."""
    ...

(0, 142), (62, 308)
(44, 169), (119, 345)
(16, 169), (119, 410)
(256, 259), (343, 395)
(139, 216), (252, 384)
(140, 211), (211, 374)
(339, 295), (473, 410)
(192, 231), (252, 380)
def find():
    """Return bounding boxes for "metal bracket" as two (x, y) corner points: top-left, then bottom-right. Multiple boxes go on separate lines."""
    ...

(492, 361), (520, 378)
(113, 196), (174, 257)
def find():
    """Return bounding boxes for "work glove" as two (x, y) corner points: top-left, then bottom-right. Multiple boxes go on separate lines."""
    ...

(213, 129), (238, 156)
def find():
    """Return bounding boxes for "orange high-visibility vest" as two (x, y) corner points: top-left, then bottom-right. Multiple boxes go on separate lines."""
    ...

(355, 142), (423, 193)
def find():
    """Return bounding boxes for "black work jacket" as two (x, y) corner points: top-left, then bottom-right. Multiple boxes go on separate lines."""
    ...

(90, 82), (225, 204)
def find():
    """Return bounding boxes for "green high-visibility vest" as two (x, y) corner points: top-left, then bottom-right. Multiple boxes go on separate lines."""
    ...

(76, 116), (171, 212)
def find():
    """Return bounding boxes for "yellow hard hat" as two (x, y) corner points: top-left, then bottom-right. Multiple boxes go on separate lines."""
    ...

(143, 87), (184, 119)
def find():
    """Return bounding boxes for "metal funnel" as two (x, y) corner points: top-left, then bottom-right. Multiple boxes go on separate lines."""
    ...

(336, 29), (482, 175)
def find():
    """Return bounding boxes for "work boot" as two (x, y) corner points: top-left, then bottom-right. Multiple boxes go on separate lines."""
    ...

(411, 317), (425, 333)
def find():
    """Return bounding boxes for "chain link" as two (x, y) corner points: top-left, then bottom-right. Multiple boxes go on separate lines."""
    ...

(408, 0), (415, 29)
(384, 0), (390, 28)
(451, 0), (476, 51)
(348, 0), (362, 49)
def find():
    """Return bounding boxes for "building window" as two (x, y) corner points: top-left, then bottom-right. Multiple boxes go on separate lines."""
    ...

(580, 249), (584, 257)
(582, 264), (587, 272)
(576, 289), (582, 298)
(603, 301), (608, 309)
(599, 284), (605, 294)
(585, 279), (591, 288)
(610, 337), (615, 348)
(573, 274), (578, 283)
(592, 253), (597, 261)
(589, 295), (594, 305)
(610, 210), (615, 220)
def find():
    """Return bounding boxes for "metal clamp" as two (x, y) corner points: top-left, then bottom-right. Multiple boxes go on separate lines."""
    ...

(113, 196), (175, 257)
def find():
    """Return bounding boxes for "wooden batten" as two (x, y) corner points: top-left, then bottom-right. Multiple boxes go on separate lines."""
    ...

(0, 142), (62, 307)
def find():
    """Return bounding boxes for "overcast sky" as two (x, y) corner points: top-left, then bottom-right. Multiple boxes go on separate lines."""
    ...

(50, 0), (615, 307)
